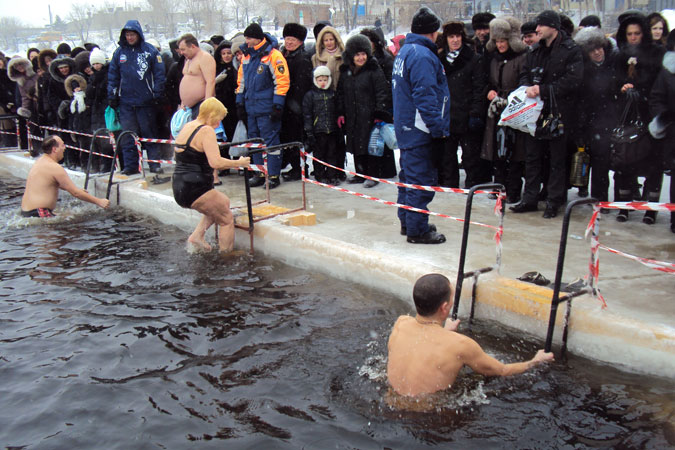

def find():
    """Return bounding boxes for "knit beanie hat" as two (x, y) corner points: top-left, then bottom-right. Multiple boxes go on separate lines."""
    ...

(313, 65), (332, 89)
(535, 10), (561, 30)
(411, 7), (441, 34)
(89, 48), (106, 65)
(244, 23), (265, 40)
(472, 12), (496, 31)
(283, 23), (308, 41)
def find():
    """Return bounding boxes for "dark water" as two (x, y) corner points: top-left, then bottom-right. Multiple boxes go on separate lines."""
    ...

(1, 175), (674, 450)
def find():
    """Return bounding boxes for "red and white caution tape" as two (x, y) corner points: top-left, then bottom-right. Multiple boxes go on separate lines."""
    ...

(585, 206), (608, 308)
(302, 151), (499, 195)
(597, 201), (675, 212)
(303, 176), (500, 232)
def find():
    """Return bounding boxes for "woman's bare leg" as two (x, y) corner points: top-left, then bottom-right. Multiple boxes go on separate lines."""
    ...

(192, 189), (234, 252)
(218, 222), (235, 252)
(188, 215), (214, 251)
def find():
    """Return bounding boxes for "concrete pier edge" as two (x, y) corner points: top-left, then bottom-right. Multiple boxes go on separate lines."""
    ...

(2, 151), (673, 379)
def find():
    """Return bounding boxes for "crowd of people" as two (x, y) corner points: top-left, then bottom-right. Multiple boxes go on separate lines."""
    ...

(1, 8), (673, 237)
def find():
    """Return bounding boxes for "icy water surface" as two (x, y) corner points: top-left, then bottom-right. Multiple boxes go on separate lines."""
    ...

(0, 175), (673, 449)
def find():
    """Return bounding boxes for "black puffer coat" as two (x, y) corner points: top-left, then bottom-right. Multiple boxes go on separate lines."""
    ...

(519, 31), (584, 125)
(86, 64), (109, 131)
(439, 44), (488, 135)
(336, 57), (390, 155)
(282, 45), (313, 117)
(303, 86), (338, 135)
(36, 49), (57, 125)
(650, 51), (675, 169)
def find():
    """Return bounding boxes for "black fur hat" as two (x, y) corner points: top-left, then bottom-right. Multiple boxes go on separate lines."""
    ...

(283, 23), (308, 41)
(579, 15), (601, 28)
(344, 34), (372, 63)
(210, 35), (225, 46)
(57, 42), (71, 55)
(313, 21), (331, 39)
(472, 12), (495, 31)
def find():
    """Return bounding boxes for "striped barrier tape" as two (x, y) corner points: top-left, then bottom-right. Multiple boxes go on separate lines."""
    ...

(302, 176), (500, 232)
(29, 134), (116, 160)
(301, 151), (500, 195)
(597, 201), (675, 212)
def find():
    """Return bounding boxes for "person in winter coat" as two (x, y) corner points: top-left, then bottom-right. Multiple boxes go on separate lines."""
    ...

(47, 57), (78, 166)
(108, 19), (166, 175)
(64, 73), (89, 168)
(511, 10), (584, 219)
(574, 27), (619, 207)
(303, 65), (343, 184)
(613, 14), (665, 224)
(214, 40), (239, 145)
(393, 7), (449, 244)
(471, 12), (496, 57)
(337, 34), (393, 187)
(312, 26), (345, 90)
(649, 31), (675, 232)
(647, 13), (669, 48)
(8, 57), (38, 121)
(480, 16), (528, 204)
(36, 49), (57, 126)
(360, 27), (395, 85)
(0, 54), (17, 146)
(85, 48), (114, 173)
(438, 21), (490, 189)
(236, 23), (290, 189)
(280, 23), (314, 182)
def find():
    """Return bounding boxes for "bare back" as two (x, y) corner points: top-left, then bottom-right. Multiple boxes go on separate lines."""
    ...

(180, 50), (216, 108)
(21, 156), (67, 211)
(387, 316), (471, 396)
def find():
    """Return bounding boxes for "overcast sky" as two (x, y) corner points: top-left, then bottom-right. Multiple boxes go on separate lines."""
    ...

(0, 0), (121, 27)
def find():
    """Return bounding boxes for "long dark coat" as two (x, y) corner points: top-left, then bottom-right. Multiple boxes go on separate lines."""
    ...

(578, 46), (619, 138)
(481, 49), (527, 161)
(439, 44), (488, 135)
(86, 64), (109, 131)
(336, 58), (390, 156)
(215, 61), (238, 140)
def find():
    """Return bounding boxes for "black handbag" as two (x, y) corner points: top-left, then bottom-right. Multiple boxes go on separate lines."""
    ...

(610, 94), (650, 171)
(535, 85), (564, 140)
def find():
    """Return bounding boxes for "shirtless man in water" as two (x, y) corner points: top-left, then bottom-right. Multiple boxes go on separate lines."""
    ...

(387, 274), (553, 397)
(21, 135), (110, 217)
(179, 33), (216, 118)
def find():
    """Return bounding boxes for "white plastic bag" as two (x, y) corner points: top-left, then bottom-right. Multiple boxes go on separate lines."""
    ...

(497, 86), (543, 137)
(230, 120), (248, 158)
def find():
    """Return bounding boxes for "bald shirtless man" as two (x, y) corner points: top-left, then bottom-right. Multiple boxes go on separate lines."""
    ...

(179, 33), (216, 119)
(387, 274), (553, 397)
(21, 135), (110, 217)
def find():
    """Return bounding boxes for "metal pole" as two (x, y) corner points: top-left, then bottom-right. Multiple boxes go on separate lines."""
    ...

(85, 128), (110, 190)
(107, 130), (137, 200)
(452, 183), (504, 320)
(244, 167), (255, 255)
(544, 197), (598, 352)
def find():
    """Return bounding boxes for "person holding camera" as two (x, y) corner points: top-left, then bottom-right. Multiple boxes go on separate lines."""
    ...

(510, 10), (583, 219)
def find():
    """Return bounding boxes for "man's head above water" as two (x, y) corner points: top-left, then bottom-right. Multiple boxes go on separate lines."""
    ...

(413, 273), (453, 317)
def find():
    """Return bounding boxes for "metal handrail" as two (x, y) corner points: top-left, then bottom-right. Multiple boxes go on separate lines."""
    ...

(544, 197), (598, 354)
(84, 128), (114, 190)
(451, 183), (505, 324)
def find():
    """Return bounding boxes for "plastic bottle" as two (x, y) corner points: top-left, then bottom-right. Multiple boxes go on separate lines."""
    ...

(570, 146), (591, 187)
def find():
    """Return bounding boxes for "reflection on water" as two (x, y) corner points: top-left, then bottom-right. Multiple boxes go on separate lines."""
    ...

(0, 175), (673, 449)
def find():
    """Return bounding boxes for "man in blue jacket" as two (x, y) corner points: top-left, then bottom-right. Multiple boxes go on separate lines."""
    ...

(236, 23), (290, 189)
(108, 20), (165, 175)
(393, 7), (449, 244)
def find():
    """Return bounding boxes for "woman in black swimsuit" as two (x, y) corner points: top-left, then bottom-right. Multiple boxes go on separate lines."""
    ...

(172, 98), (250, 252)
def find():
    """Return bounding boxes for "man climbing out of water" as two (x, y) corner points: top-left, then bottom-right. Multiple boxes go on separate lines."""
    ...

(20, 135), (110, 217)
(387, 273), (553, 397)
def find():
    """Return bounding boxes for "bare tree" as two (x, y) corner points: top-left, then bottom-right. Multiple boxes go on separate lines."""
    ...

(147, 0), (181, 36)
(0, 16), (23, 51)
(231, 0), (257, 30)
(68, 2), (96, 44)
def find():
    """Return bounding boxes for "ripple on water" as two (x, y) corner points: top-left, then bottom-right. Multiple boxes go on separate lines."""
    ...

(0, 175), (674, 449)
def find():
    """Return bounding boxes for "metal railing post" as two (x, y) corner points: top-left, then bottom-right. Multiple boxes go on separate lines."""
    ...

(107, 130), (138, 200)
(84, 128), (111, 191)
(452, 183), (505, 321)
(544, 197), (598, 353)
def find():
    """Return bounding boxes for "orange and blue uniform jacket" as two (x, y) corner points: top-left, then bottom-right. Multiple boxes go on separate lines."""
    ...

(236, 35), (290, 116)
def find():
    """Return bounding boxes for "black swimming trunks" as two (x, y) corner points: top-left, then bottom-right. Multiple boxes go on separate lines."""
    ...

(20, 208), (55, 218)
(172, 125), (214, 208)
